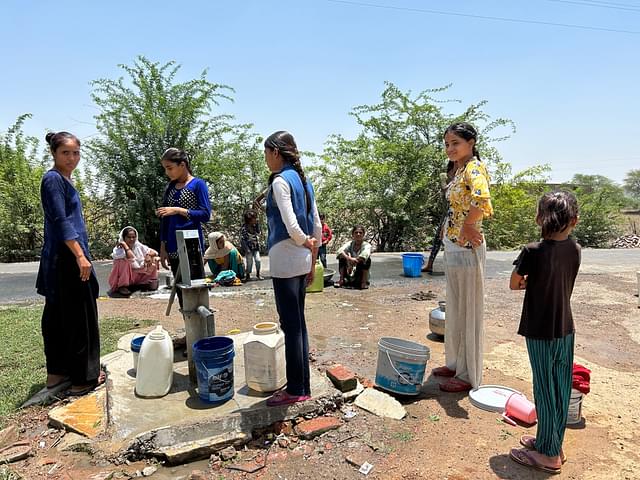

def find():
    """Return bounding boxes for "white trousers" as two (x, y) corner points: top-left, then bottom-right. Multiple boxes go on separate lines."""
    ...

(443, 237), (486, 388)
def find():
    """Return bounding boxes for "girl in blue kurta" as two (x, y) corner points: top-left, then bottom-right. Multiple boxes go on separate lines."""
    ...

(36, 131), (102, 396)
(157, 148), (211, 305)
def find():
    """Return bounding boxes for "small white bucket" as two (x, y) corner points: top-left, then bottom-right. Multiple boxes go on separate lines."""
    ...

(375, 337), (430, 395)
(567, 388), (584, 424)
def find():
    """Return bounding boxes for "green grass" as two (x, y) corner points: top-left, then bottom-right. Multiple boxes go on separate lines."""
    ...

(393, 431), (413, 442)
(0, 467), (22, 480)
(0, 305), (154, 427)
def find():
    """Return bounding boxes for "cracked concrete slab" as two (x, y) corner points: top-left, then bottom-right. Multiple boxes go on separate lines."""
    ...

(102, 332), (339, 463)
(48, 389), (107, 438)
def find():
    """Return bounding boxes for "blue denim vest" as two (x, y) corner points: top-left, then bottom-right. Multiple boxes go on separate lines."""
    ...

(266, 165), (316, 250)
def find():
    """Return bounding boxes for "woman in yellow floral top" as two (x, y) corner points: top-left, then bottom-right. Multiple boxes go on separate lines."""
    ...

(432, 122), (493, 393)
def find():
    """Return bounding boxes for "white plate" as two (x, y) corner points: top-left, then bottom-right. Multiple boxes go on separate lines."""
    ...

(469, 384), (520, 412)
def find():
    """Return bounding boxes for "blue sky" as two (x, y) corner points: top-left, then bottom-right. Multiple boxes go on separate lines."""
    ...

(1, 0), (638, 184)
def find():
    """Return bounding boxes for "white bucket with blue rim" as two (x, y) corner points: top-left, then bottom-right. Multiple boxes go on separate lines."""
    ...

(375, 337), (430, 395)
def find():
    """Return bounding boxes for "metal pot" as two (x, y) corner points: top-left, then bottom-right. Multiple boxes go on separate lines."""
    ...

(165, 271), (174, 288)
(429, 300), (446, 337)
(323, 268), (335, 283)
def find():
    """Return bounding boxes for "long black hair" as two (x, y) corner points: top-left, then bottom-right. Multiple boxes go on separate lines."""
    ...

(443, 122), (481, 161)
(265, 131), (311, 213)
(536, 191), (579, 239)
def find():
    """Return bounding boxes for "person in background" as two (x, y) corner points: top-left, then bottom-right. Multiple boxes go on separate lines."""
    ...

(423, 161), (456, 274)
(108, 226), (160, 297)
(335, 225), (372, 289)
(240, 209), (263, 281)
(203, 231), (245, 279)
(157, 148), (211, 306)
(508, 191), (580, 475)
(36, 131), (104, 396)
(319, 212), (333, 268)
(432, 122), (493, 393)
(263, 131), (321, 407)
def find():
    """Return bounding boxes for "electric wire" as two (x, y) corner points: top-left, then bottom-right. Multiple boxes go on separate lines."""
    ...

(546, 0), (640, 12)
(326, 0), (640, 34)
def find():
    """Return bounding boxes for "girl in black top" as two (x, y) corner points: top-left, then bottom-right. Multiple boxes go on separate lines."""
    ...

(509, 191), (580, 475)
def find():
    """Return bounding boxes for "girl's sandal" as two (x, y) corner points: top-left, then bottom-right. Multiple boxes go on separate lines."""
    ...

(432, 366), (456, 377)
(510, 448), (561, 475)
(266, 390), (311, 407)
(46, 376), (71, 390)
(520, 435), (567, 464)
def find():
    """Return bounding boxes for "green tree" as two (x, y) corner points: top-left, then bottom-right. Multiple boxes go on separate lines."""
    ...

(73, 168), (119, 259)
(197, 125), (269, 243)
(88, 56), (233, 248)
(0, 115), (46, 261)
(623, 169), (640, 200)
(565, 174), (625, 247)
(484, 164), (551, 249)
(311, 82), (514, 251)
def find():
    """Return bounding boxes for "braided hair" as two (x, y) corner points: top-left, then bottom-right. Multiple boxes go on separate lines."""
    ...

(443, 122), (481, 161)
(265, 131), (311, 213)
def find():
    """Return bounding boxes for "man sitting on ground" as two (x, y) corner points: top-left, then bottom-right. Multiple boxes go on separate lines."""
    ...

(335, 225), (371, 289)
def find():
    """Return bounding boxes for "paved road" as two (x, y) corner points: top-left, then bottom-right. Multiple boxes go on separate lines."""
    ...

(1, 249), (639, 305)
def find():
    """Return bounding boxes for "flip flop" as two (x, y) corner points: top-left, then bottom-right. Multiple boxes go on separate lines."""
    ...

(46, 376), (71, 390)
(66, 369), (107, 397)
(432, 366), (456, 377)
(510, 448), (561, 475)
(439, 378), (472, 392)
(520, 435), (567, 464)
(66, 382), (98, 397)
(266, 390), (311, 407)
(0, 441), (31, 463)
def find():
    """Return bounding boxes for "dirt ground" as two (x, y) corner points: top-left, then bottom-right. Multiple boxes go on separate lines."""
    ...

(4, 268), (640, 479)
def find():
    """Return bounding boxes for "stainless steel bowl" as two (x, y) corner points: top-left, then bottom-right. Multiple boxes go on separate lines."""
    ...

(323, 268), (335, 282)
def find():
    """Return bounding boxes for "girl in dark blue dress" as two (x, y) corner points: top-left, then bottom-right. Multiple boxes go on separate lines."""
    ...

(36, 131), (103, 396)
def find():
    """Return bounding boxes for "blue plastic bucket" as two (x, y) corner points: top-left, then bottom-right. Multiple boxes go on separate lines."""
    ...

(130, 335), (145, 373)
(131, 335), (145, 353)
(375, 337), (430, 395)
(402, 253), (424, 277)
(193, 336), (235, 404)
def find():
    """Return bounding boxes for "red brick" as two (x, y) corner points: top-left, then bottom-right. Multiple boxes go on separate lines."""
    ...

(273, 420), (294, 436)
(295, 416), (342, 440)
(326, 364), (357, 392)
(356, 375), (374, 388)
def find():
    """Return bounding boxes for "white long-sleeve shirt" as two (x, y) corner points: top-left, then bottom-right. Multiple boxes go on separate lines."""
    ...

(268, 176), (322, 278)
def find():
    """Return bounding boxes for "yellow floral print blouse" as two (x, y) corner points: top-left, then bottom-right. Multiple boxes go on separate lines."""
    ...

(445, 158), (493, 247)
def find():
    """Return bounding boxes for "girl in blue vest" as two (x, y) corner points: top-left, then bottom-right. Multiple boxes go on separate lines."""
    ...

(263, 131), (322, 407)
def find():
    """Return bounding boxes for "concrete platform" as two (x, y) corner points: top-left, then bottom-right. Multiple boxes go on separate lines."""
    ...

(100, 332), (339, 464)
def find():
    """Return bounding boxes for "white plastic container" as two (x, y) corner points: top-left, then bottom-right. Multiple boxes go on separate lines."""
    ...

(243, 322), (286, 393)
(135, 325), (174, 398)
(567, 388), (584, 424)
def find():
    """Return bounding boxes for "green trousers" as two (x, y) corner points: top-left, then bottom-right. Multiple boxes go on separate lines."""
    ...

(526, 333), (574, 457)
